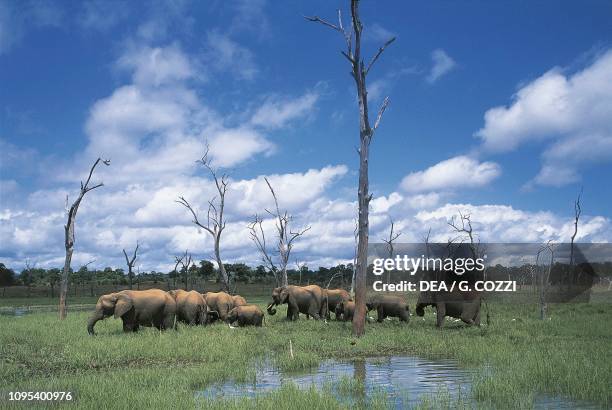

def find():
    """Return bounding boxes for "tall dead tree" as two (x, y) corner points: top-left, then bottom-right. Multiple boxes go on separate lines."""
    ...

(122, 242), (139, 290)
(249, 178), (311, 287)
(176, 146), (230, 291)
(381, 219), (401, 285)
(569, 188), (582, 268)
(307, 0), (395, 336)
(536, 241), (555, 320)
(60, 158), (109, 319)
(350, 217), (358, 296)
(248, 215), (280, 285)
(449, 211), (485, 280)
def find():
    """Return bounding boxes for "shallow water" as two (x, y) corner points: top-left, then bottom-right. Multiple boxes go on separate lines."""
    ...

(196, 356), (603, 409)
(196, 355), (474, 408)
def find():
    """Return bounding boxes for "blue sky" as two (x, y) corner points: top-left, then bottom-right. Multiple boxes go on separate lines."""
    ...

(1, 0), (612, 271)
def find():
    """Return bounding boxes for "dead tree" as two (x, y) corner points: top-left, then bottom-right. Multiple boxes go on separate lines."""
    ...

(381, 219), (401, 284)
(567, 189), (582, 290)
(23, 259), (34, 298)
(122, 242), (139, 290)
(448, 211), (485, 281)
(423, 227), (432, 260)
(249, 178), (311, 287)
(175, 250), (193, 290)
(248, 215), (279, 285)
(350, 217), (358, 296)
(59, 158), (109, 319)
(176, 146), (230, 291)
(306, 0), (395, 336)
(536, 241), (555, 320)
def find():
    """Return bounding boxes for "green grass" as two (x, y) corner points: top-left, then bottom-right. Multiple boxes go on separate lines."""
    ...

(0, 295), (611, 409)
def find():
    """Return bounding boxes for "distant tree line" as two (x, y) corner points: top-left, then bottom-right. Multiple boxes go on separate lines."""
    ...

(0, 261), (356, 296)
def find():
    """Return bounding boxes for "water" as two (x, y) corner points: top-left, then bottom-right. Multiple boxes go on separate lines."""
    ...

(0, 305), (94, 316)
(196, 356), (474, 408)
(196, 356), (604, 409)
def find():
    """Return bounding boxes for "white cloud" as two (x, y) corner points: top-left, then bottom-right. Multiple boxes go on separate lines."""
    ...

(77, 43), (274, 185)
(400, 156), (501, 193)
(204, 31), (258, 80)
(366, 23), (395, 43)
(116, 44), (195, 86)
(250, 91), (319, 130)
(231, 165), (348, 216)
(476, 50), (612, 186)
(426, 49), (456, 83)
(78, 0), (129, 31)
(208, 128), (275, 168)
(0, 0), (62, 55)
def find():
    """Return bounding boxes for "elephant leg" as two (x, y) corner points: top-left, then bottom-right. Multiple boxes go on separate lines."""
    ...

(122, 318), (134, 333)
(400, 308), (409, 322)
(461, 303), (477, 326)
(162, 314), (176, 330)
(435, 303), (446, 327)
(377, 306), (385, 322)
(474, 307), (481, 326)
(308, 303), (321, 320)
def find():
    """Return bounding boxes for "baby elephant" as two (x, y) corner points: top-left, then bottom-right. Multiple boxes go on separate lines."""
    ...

(366, 295), (410, 322)
(335, 300), (355, 321)
(226, 305), (264, 327)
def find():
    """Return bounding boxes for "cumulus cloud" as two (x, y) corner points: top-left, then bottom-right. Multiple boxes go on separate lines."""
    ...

(426, 49), (456, 83)
(476, 50), (612, 186)
(204, 31), (258, 80)
(400, 156), (501, 193)
(116, 44), (195, 86)
(77, 43), (275, 185)
(250, 91), (319, 130)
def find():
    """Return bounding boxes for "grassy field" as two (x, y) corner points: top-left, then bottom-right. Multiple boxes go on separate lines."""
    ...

(1, 292), (611, 409)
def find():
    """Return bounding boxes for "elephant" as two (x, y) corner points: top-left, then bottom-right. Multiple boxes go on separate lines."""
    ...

(232, 294), (247, 307)
(323, 288), (351, 320)
(335, 300), (355, 322)
(226, 305), (264, 327)
(203, 291), (234, 321)
(266, 285), (325, 320)
(416, 288), (481, 327)
(366, 295), (410, 322)
(87, 289), (176, 335)
(168, 289), (216, 325)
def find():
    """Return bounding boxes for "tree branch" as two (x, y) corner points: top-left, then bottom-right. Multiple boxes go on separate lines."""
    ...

(366, 37), (396, 75)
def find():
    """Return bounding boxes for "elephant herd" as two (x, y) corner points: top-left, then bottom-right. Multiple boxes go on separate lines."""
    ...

(87, 289), (263, 335)
(87, 284), (482, 335)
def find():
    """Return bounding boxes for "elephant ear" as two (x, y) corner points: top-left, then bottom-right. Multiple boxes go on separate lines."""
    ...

(280, 288), (290, 303)
(114, 294), (133, 318)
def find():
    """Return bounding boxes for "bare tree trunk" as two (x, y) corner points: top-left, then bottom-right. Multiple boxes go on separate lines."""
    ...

(59, 248), (73, 319)
(59, 158), (109, 319)
(307, 0), (393, 337)
(215, 237), (229, 290)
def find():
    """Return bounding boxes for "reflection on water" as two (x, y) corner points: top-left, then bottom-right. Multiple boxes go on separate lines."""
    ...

(196, 356), (473, 408)
(196, 356), (603, 409)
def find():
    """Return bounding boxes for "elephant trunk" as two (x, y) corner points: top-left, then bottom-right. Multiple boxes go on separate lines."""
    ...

(87, 310), (103, 335)
(266, 302), (277, 315)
